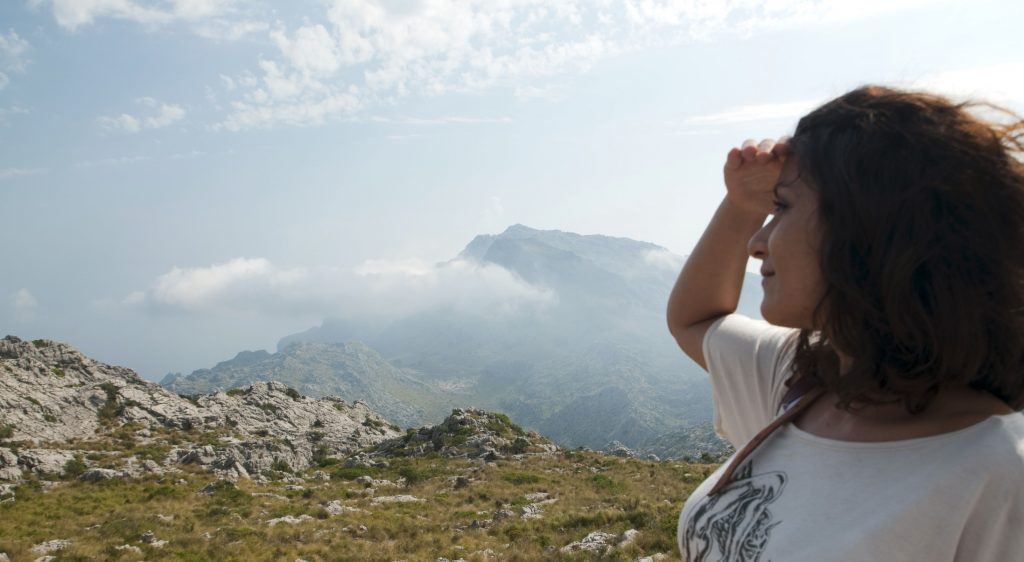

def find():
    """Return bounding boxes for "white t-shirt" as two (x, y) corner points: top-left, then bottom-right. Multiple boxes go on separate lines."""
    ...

(677, 313), (1024, 562)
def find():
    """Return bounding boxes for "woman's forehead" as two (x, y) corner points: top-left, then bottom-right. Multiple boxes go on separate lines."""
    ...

(776, 157), (811, 196)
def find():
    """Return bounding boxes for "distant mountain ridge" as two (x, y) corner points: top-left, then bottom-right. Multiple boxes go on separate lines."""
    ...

(164, 225), (765, 457)
(161, 341), (455, 429)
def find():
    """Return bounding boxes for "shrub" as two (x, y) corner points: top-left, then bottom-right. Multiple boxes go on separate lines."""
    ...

(330, 466), (378, 481)
(226, 388), (245, 397)
(31, 339), (49, 348)
(258, 402), (279, 415)
(52, 367), (65, 378)
(270, 458), (292, 474)
(145, 485), (182, 500)
(502, 472), (541, 485)
(398, 464), (442, 486)
(43, 413), (57, 423)
(63, 455), (87, 478)
(589, 474), (623, 493)
(96, 383), (121, 423)
(284, 387), (302, 401)
(0, 424), (14, 439)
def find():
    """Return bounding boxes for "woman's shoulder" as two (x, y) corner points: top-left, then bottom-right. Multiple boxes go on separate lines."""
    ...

(969, 412), (1024, 481)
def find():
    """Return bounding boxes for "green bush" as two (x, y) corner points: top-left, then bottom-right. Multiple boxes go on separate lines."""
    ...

(330, 465), (378, 481)
(52, 367), (65, 378)
(63, 456), (88, 478)
(589, 474), (623, 493)
(270, 458), (292, 473)
(502, 472), (541, 485)
(96, 383), (122, 423)
(226, 388), (246, 397)
(31, 339), (49, 348)
(258, 403), (279, 415)
(398, 464), (442, 486)
(0, 424), (14, 439)
(284, 387), (302, 401)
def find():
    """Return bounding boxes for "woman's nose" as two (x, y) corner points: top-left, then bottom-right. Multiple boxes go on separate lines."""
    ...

(747, 222), (771, 260)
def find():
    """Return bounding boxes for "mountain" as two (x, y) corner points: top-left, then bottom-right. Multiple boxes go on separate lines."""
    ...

(0, 334), (701, 561)
(160, 341), (457, 429)
(0, 335), (401, 480)
(167, 225), (765, 455)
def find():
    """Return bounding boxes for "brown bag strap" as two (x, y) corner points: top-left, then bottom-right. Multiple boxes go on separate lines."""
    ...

(707, 383), (825, 496)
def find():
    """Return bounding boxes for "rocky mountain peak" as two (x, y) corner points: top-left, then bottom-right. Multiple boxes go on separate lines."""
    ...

(0, 335), (402, 481)
(368, 407), (558, 462)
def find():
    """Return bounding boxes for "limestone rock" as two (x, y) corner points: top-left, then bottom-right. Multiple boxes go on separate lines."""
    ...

(0, 336), (401, 477)
(560, 531), (622, 554)
(29, 540), (71, 554)
(369, 408), (558, 462)
(371, 495), (424, 504)
(267, 514), (313, 526)
(78, 468), (124, 482)
(604, 440), (635, 458)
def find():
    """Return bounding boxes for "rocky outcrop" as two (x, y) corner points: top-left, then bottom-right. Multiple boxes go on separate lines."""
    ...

(0, 336), (401, 480)
(369, 408), (558, 461)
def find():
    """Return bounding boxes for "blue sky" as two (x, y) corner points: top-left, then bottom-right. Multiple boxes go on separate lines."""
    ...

(2, 0), (1022, 379)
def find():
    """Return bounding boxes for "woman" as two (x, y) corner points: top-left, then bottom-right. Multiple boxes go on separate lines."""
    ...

(666, 85), (1024, 561)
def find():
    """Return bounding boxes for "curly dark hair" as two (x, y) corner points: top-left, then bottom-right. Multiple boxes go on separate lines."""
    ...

(785, 85), (1024, 415)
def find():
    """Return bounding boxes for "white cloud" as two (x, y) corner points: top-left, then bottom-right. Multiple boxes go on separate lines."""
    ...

(0, 29), (30, 89)
(0, 29), (29, 71)
(36, 0), (235, 31)
(98, 97), (186, 133)
(213, 0), (941, 130)
(910, 62), (1024, 107)
(270, 24), (341, 77)
(0, 167), (47, 180)
(124, 255), (555, 319)
(643, 248), (684, 271)
(75, 154), (153, 167)
(146, 103), (187, 127)
(371, 115), (512, 125)
(10, 288), (38, 321)
(194, 19), (268, 41)
(11, 288), (38, 310)
(98, 113), (142, 133)
(0, 105), (28, 126)
(683, 99), (822, 126)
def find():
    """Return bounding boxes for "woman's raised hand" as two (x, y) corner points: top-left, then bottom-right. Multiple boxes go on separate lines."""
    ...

(723, 137), (789, 216)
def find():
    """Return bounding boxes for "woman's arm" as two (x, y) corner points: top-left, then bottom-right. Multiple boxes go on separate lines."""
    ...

(666, 139), (785, 370)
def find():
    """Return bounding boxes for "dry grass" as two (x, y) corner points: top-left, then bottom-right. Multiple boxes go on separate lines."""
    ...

(0, 451), (718, 561)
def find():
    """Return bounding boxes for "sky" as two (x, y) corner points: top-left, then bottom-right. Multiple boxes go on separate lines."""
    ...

(2, 0), (1022, 380)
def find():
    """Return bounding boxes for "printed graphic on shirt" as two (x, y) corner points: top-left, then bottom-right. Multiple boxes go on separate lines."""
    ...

(682, 460), (786, 562)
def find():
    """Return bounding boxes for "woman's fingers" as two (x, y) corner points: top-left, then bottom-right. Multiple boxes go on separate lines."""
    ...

(725, 147), (743, 171)
(771, 135), (791, 159)
(755, 138), (775, 163)
(740, 138), (758, 162)
(732, 136), (786, 168)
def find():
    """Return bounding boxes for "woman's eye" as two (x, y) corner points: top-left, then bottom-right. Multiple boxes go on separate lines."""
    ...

(771, 198), (787, 213)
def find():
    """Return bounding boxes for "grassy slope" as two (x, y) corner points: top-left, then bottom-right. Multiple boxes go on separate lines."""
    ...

(0, 452), (719, 561)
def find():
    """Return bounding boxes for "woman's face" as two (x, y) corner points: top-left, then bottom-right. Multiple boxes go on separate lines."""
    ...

(747, 157), (827, 330)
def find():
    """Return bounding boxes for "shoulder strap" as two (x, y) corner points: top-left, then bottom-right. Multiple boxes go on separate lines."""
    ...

(707, 382), (824, 496)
